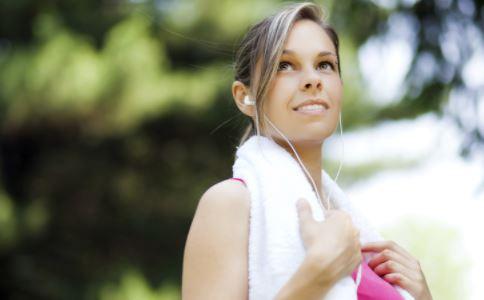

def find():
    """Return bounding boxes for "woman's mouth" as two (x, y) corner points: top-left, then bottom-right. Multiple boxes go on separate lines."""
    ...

(293, 104), (328, 115)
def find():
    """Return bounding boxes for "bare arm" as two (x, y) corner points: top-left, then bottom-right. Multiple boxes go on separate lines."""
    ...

(182, 180), (250, 299)
(182, 180), (336, 300)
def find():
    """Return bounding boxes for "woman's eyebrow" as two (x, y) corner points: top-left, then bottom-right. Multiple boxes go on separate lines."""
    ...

(282, 49), (337, 58)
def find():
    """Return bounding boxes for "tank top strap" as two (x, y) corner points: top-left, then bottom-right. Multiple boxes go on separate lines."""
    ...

(230, 177), (246, 186)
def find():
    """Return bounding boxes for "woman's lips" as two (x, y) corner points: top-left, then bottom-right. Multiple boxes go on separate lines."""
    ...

(293, 104), (329, 116)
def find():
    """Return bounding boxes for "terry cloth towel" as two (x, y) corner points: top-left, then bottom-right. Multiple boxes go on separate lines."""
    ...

(232, 135), (414, 300)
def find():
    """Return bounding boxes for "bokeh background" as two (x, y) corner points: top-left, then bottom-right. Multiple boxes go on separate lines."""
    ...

(0, 0), (483, 299)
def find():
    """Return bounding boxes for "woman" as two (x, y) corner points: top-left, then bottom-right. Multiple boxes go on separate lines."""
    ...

(182, 2), (433, 299)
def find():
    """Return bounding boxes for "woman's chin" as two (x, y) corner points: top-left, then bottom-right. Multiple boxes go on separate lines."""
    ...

(296, 136), (329, 146)
(299, 127), (335, 141)
(265, 124), (336, 145)
(272, 133), (331, 147)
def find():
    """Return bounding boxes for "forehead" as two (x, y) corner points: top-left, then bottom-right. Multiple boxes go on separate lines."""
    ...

(283, 19), (336, 55)
(250, 19), (336, 90)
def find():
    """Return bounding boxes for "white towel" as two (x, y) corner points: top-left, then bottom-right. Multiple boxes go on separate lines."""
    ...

(232, 135), (414, 300)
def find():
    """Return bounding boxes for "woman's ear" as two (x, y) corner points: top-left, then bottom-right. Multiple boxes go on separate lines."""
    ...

(232, 81), (255, 117)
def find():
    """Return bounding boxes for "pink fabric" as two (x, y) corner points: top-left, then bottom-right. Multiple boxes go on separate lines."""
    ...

(229, 178), (404, 300)
(230, 177), (246, 185)
(352, 257), (404, 300)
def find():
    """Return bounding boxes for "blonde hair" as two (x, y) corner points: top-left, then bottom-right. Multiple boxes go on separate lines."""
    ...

(233, 2), (341, 145)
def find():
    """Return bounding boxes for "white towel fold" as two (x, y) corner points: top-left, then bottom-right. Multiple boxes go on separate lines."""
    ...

(232, 135), (414, 300)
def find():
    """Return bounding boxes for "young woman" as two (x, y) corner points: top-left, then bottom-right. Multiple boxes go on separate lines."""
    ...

(182, 3), (433, 300)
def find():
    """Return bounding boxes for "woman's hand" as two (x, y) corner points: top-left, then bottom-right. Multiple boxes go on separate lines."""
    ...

(362, 240), (433, 300)
(296, 198), (362, 286)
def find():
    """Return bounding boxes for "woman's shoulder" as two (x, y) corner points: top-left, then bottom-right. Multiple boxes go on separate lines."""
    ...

(198, 179), (250, 210)
(194, 179), (250, 224)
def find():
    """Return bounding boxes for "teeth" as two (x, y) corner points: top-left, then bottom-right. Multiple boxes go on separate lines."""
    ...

(297, 104), (325, 111)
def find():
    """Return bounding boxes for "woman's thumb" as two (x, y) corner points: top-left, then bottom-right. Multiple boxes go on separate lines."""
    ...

(296, 198), (313, 225)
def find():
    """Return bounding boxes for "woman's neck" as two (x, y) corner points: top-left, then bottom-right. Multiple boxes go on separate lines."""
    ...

(275, 139), (327, 207)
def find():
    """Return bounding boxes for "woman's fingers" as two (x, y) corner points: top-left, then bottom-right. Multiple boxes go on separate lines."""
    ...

(382, 272), (428, 299)
(362, 240), (433, 300)
(296, 198), (317, 248)
(296, 198), (313, 226)
(364, 241), (419, 280)
(382, 272), (412, 288)
(362, 240), (416, 262)
(366, 248), (419, 274)
(372, 259), (418, 281)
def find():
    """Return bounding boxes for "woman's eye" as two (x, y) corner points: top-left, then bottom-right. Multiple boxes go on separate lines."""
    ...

(318, 61), (335, 71)
(278, 61), (293, 71)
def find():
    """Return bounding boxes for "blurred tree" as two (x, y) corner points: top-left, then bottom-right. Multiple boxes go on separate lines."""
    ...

(0, 0), (482, 299)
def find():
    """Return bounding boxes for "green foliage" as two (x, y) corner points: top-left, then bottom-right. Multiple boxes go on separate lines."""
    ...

(0, 0), (481, 298)
(0, 189), (17, 251)
(382, 217), (471, 300)
(99, 269), (179, 300)
(0, 11), (227, 135)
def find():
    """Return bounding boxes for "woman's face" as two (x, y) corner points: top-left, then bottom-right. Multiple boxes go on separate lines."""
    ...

(261, 19), (343, 146)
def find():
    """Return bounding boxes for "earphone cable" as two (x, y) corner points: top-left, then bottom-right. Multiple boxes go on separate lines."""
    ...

(261, 113), (331, 212)
(251, 97), (344, 213)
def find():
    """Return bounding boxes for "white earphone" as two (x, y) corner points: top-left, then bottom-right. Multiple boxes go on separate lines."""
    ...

(244, 95), (260, 136)
(244, 95), (256, 106)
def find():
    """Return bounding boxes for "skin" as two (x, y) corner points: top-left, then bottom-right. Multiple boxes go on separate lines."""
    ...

(362, 241), (433, 299)
(233, 19), (434, 299)
(183, 19), (433, 299)
(233, 20), (342, 203)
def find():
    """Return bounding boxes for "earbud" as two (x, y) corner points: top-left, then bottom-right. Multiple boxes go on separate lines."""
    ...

(244, 95), (256, 106)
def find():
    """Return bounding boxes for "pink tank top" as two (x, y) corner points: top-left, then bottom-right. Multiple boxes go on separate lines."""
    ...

(230, 178), (404, 300)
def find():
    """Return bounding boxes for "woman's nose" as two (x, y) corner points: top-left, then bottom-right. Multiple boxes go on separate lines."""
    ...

(300, 71), (323, 92)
